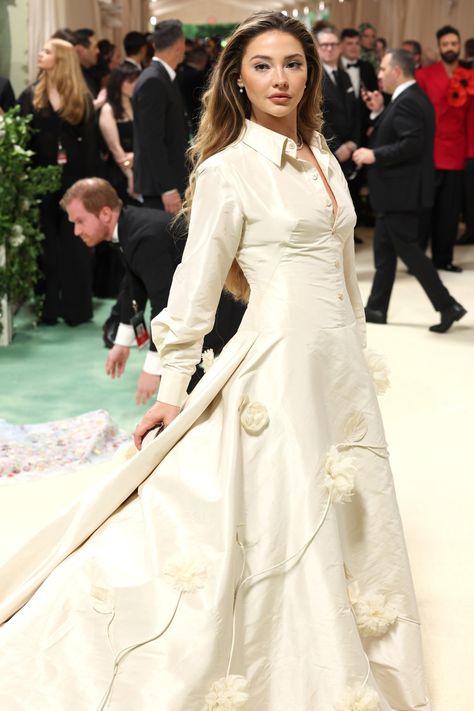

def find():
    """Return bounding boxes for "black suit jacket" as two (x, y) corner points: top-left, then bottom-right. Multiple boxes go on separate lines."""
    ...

(321, 68), (360, 152)
(367, 83), (435, 213)
(0, 76), (15, 112)
(357, 60), (378, 142)
(117, 206), (176, 354)
(132, 59), (189, 197)
(359, 60), (378, 92)
(177, 63), (206, 135)
(117, 206), (245, 360)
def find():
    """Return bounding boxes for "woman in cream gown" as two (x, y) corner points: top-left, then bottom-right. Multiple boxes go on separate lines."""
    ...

(0, 13), (430, 711)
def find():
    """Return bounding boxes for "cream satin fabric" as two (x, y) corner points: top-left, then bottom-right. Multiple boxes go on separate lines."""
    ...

(0, 121), (429, 710)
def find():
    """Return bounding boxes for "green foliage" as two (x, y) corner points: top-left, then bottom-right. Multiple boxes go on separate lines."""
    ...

(0, 106), (62, 331)
(183, 23), (238, 41)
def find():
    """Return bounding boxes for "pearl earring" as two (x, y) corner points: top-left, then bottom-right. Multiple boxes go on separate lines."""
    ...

(239, 86), (244, 93)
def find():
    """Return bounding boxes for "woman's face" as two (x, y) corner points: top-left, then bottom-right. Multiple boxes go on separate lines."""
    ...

(110, 45), (122, 70)
(239, 30), (307, 123)
(38, 42), (56, 71)
(122, 77), (137, 99)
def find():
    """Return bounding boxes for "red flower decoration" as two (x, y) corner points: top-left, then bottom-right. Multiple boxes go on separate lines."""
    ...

(448, 76), (468, 107)
(453, 67), (474, 96)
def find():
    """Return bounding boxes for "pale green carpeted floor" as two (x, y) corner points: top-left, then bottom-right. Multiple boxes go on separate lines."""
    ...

(0, 299), (149, 434)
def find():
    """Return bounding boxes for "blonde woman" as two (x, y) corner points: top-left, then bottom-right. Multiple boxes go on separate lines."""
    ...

(18, 38), (97, 326)
(0, 13), (429, 711)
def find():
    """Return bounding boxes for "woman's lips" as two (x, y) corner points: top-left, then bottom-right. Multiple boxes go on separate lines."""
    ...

(268, 94), (291, 103)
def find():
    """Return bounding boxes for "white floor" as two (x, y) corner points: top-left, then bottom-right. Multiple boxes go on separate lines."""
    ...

(356, 237), (474, 711)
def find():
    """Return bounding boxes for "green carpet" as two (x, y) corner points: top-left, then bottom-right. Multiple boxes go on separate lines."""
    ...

(0, 300), (150, 434)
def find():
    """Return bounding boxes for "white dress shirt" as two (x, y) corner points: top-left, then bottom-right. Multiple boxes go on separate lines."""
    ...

(391, 79), (416, 102)
(152, 119), (365, 407)
(341, 56), (361, 97)
(323, 63), (338, 84)
(370, 79), (417, 120)
(152, 56), (176, 82)
(124, 57), (142, 70)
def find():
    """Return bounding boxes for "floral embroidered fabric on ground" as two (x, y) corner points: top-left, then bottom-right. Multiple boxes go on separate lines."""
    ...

(0, 410), (129, 481)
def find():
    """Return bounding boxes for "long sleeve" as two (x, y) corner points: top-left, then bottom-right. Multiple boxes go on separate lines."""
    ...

(152, 162), (244, 407)
(343, 236), (367, 349)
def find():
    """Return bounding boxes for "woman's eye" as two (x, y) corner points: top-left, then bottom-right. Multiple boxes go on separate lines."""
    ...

(287, 61), (303, 69)
(254, 63), (270, 71)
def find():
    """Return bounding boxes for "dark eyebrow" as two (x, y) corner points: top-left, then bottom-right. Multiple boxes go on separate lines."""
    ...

(249, 53), (305, 61)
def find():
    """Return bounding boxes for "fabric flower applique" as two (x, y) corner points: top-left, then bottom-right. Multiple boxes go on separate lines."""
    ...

(334, 684), (380, 711)
(90, 585), (115, 614)
(364, 349), (390, 395)
(200, 348), (215, 373)
(163, 552), (207, 593)
(204, 675), (249, 711)
(239, 395), (269, 435)
(348, 581), (398, 638)
(448, 67), (474, 107)
(343, 412), (368, 443)
(447, 81), (467, 108)
(324, 445), (356, 503)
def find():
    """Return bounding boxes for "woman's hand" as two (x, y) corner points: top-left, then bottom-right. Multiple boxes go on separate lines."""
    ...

(133, 401), (181, 450)
(119, 152), (134, 170)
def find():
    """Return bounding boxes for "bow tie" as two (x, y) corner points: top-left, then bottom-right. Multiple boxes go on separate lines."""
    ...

(346, 61), (360, 68)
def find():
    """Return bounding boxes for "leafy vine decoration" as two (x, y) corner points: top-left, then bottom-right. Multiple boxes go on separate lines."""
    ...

(0, 106), (62, 333)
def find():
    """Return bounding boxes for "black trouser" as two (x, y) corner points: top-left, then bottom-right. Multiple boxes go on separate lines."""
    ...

(39, 193), (93, 324)
(420, 169), (463, 266)
(462, 158), (474, 239)
(367, 211), (454, 316)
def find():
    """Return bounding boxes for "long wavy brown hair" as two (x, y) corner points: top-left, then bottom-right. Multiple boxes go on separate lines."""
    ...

(182, 11), (323, 302)
(33, 39), (90, 125)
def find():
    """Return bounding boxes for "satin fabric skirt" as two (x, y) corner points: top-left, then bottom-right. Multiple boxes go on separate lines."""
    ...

(0, 323), (429, 710)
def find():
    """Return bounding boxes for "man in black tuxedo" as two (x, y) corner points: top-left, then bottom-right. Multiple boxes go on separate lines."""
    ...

(62, 178), (245, 403)
(340, 28), (378, 142)
(313, 26), (360, 176)
(133, 20), (188, 215)
(353, 49), (466, 333)
(123, 31), (147, 70)
(75, 29), (106, 111)
(0, 76), (15, 113)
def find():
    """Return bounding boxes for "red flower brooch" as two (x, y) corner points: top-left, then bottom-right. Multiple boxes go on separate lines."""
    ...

(447, 66), (474, 108)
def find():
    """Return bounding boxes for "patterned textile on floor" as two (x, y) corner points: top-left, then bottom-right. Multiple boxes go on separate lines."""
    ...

(0, 410), (130, 482)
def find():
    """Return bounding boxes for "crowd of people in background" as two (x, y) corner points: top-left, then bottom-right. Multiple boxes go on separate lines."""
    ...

(0, 16), (472, 399)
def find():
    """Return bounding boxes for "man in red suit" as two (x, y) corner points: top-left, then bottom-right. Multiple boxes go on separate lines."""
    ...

(458, 88), (474, 244)
(417, 25), (472, 272)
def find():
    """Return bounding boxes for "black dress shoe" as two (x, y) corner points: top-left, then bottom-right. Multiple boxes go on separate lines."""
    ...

(364, 307), (387, 324)
(429, 302), (467, 333)
(438, 263), (463, 273)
